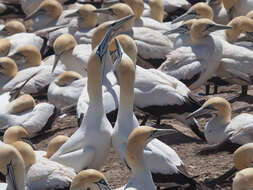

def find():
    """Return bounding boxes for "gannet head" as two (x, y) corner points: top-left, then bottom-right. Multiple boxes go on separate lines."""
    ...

(3, 126), (29, 145)
(9, 45), (42, 67)
(25, 0), (63, 21)
(45, 135), (69, 158)
(91, 14), (135, 49)
(126, 126), (175, 170)
(7, 94), (36, 114)
(247, 10), (253, 20)
(125, 0), (144, 20)
(109, 34), (137, 63)
(94, 3), (134, 18)
(233, 143), (253, 170)
(190, 18), (231, 41)
(94, 3), (135, 31)
(172, 3), (213, 24)
(70, 169), (110, 190)
(0, 57), (18, 79)
(52, 34), (77, 72)
(0, 143), (25, 190)
(55, 71), (83, 87)
(0, 38), (11, 56)
(149, 0), (164, 22)
(187, 97), (231, 123)
(11, 141), (36, 169)
(226, 16), (253, 43)
(1, 20), (26, 35)
(164, 19), (195, 35)
(66, 4), (98, 28)
(223, 0), (237, 19)
(233, 168), (253, 190)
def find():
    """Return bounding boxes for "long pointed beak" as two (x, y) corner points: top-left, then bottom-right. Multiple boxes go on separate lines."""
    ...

(110, 14), (135, 32)
(172, 11), (197, 24)
(115, 38), (123, 65)
(93, 7), (114, 15)
(151, 128), (177, 139)
(52, 52), (64, 73)
(24, 8), (43, 21)
(65, 10), (80, 18)
(9, 71), (39, 101)
(207, 24), (232, 33)
(186, 106), (214, 119)
(35, 24), (68, 38)
(163, 24), (189, 35)
(7, 161), (18, 190)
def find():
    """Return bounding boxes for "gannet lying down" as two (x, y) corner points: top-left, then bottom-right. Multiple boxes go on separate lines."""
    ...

(188, 97), (253, 154)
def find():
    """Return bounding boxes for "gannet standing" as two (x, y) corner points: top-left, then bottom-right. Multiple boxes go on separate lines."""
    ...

(112, 38), (202, 188)
(50, 24), (116, 172)
(158, 19), (231, 91)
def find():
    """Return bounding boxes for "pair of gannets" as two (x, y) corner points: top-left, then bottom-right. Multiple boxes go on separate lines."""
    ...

(166, 15), (253, 95)
(49, 17), (125, 172)
(70, 127), (176, 190)
(0, 137), (76, 190)
(3, 125), (69, 159)
(0, 94), (57, 136)
(188, 97), (253, 152)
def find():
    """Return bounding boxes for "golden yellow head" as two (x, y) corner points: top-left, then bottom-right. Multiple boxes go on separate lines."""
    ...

(0, 143), (24, 176)
(0, 38), (11, 56)
(7, 94), (36, 114)
(109, 3), (134, 19)
(38, 0), (63, 19)
(233, 143), (253, 170)
(53, 34), (77, 56)
(109, 34), (137, 63)
(11, 141), (36, 169)
(4, 20), (26, 34)
(125, 0), (144, 19)
(226, 16), (253, 43)
(55, 71), (83, 87)
(16, 45), (42, 67)
(0, 57), (18, 78)
(190, 3), (214, 20)
(3, 126), (29, 144)
(70, 169), (107, 190)
(79, 4), (98, 28)
(149, 0), (164, 22)
(233, 168), (253, 190)
(203, 97), (231, 120)
(45, 135), (69, 158)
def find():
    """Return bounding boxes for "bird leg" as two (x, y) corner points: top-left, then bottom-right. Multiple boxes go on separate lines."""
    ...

(205, 84), (210, 95)
(241, 85), (248, 96)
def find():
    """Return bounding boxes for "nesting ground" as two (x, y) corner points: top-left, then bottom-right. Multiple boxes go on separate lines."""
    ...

(32, 84), (253, 190)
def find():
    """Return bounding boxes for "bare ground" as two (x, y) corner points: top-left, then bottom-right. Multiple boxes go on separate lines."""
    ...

(29, 84), (253, 190)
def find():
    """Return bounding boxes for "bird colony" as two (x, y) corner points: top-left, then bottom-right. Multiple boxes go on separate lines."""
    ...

(0, 0), (253, 189)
